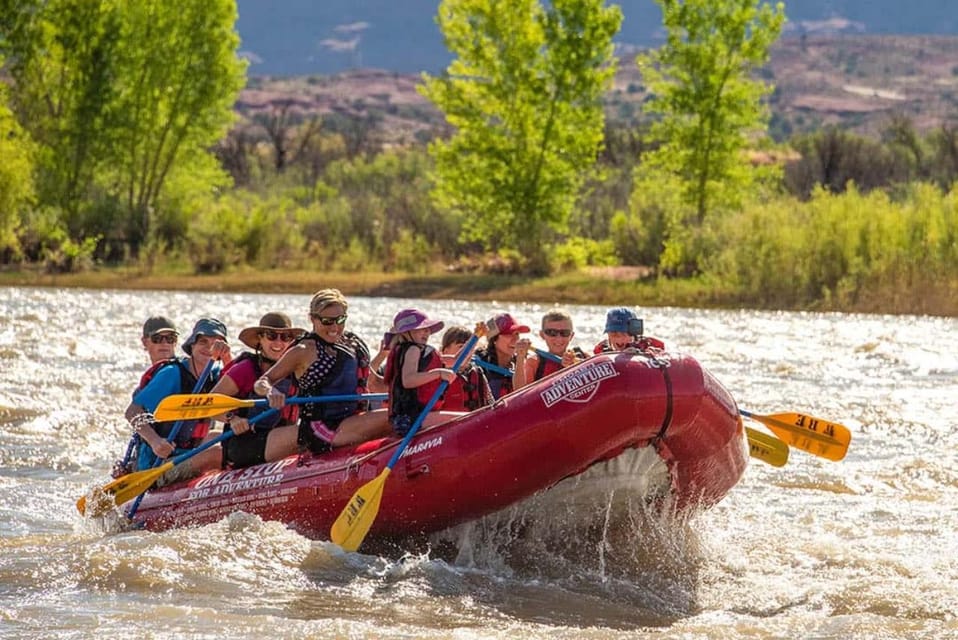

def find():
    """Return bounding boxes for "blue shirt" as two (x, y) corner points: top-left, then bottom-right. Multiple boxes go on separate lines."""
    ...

(132, 359), (188, 412)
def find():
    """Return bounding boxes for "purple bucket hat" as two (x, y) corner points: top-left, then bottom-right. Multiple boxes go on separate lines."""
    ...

(389, 308), (444, 336)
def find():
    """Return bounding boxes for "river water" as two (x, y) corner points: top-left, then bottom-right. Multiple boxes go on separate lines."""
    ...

(0, 286), (955, 639)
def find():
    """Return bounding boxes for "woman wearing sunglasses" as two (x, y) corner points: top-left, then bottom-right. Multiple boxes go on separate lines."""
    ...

(516, 309), (588, 388)
(474, 312), (531, 399)
(199, 312), (306, 470)
(254, 288), (389, 455)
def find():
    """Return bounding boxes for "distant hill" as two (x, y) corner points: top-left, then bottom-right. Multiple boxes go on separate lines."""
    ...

(236, 0), (958, 76)
(237, 34), (958, 142)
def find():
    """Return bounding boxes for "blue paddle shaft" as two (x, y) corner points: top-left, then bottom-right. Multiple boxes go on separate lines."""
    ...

(248, 393), (387, 407)
(534, 348), (562, 364)
(167, 407), (279, 467)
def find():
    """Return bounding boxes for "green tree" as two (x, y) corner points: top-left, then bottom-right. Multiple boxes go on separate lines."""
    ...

(111, 0), (246, 254)
(0, 0), (245, 258)
(0, 0), (121, 235)
(0, 63), (34, 257)
(636, 0), (784, 271)
(420, 0), (622, 274)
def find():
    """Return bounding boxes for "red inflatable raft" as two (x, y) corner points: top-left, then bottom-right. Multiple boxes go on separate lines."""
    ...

(130, 350), (748, 542)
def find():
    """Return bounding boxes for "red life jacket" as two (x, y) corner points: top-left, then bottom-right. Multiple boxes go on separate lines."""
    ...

(384, 342), (444, 418)
(593, 336), (666, 355)
(442, 365), (490, 411)
(135, 358), (216, 452)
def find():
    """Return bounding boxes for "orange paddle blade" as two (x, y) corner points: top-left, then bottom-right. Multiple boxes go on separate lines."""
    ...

(741, 410), (851, 461)
(154, 393), (256, 421)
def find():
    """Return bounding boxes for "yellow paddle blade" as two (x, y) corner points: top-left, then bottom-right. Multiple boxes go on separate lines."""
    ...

(76, 461), (173, 517)
(745, 426), (789, 467)
(330, 468), (390, 552)
(742, 410), (851, 461)
(154, 393), (255, 421)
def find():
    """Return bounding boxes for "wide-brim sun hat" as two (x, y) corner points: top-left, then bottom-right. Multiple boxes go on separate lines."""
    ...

(485, 312), (531, 340)
(388, 308), (444, 339)
(182, 317), (228, 355)
(238, 312), (306, 349)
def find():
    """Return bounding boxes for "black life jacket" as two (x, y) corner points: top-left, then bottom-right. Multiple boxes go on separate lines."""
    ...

(297, 331), (371, 425)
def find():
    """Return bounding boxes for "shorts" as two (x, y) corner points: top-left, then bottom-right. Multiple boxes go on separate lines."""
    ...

(224, 429), (271, 469)
(391, 414), (413, 437)
(297, 417), (344, 454)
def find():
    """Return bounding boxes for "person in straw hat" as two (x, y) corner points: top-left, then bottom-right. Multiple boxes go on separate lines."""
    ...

(199, 312), (306, 470)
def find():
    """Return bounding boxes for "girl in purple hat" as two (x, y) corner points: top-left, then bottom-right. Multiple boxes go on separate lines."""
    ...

(382, 308), (458, 436)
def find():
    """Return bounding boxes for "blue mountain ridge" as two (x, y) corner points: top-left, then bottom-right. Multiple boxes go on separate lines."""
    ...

(236, 0), (958, 76)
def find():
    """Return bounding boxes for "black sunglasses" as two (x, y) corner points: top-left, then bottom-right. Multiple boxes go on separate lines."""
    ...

(543, 328), (572, 338)
(149, 333), (177, 344)
(311, 313), (348, 326)
(261, 330), (297, 342)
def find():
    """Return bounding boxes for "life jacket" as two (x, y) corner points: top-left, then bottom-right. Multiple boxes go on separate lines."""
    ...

(384, 342), (444, 420)
(475, 345), (514, 400)
(134, 358), (218, 470)
(442, 363), (491, 412)
(297, 332), (371, 425)
(533, 346), (588, 381)
(223, 351), (298, 428)
(593, 336), (666, 355)
(134, 357), (176, 395)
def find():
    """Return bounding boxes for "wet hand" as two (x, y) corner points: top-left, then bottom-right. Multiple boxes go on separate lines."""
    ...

(437, 368), (457, 383)
(266, 386), (286, 409)
(148, 436), (174, 459)
(516, 338), (531, 358)
(211, 339), (231, 362)
(229, 416), (251, 435)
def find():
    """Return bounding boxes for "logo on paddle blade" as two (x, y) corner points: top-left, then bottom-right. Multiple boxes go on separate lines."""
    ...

(540, 361), (619, 407)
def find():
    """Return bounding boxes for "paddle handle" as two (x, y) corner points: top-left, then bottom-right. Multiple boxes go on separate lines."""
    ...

(533, 348), (562, 364)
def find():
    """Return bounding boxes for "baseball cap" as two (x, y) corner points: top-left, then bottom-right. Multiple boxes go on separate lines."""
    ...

(485, 313), (531, 340)
(142, 316), (177, 338)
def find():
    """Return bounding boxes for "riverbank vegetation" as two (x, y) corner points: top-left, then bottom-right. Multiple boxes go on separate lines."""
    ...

(0, 0), (956, 317)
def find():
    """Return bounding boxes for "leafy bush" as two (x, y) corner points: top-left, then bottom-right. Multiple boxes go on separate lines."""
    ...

(390, 228), (433, 273)
(550, 237), (618, 272)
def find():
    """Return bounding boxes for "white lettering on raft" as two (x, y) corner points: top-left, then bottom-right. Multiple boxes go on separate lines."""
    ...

(189, 457), (296, 499)
(540, 361), (619, 407)
(399, 436), (442, 458)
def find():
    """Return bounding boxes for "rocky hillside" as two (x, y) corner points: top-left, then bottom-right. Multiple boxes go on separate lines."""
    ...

(236, 34), (958, 143)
